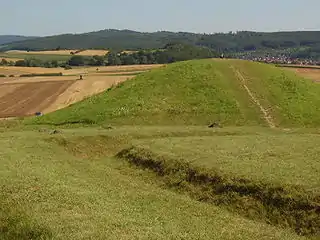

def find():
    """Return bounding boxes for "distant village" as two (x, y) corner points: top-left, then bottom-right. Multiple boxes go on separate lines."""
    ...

(233, 54), (320, 66)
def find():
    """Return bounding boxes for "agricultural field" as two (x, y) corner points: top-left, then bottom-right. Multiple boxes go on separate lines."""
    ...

(1, 59), (319, 239)
(281, 66), (320, 82)
(0, 52), (71, 61)
(0, 49), (138, 61)
(0, 64), (162, 118)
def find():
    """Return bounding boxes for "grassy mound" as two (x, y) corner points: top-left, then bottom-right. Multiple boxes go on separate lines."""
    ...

(28, 59), (320, 127)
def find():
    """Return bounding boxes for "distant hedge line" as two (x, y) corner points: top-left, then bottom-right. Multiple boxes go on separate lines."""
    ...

(19, 72), (63, 77)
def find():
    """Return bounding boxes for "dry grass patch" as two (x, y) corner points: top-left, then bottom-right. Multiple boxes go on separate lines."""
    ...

(75, 50), (109, 56)
(0, 66), (86, 76)
(5, 50), (74, 55)
(44, 75), (134, 113)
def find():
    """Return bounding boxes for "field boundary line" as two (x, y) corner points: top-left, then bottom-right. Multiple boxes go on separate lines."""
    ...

(230, 66), (276, 128)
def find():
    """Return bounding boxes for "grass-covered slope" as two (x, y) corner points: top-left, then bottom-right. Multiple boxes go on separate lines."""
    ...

(29, 59), (320, 127)
(0, 129), (305, 240)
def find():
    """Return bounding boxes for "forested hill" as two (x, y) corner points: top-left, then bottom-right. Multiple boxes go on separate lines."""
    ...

(0, 35), (37, 46)
(1, 29), (320, 58)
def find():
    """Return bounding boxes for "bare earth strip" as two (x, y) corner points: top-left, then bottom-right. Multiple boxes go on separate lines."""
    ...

(230, 66), (276, 128)
(285, 67), (320, 83)
(44, 76), (133, 113)
(0, 81), (74, 118)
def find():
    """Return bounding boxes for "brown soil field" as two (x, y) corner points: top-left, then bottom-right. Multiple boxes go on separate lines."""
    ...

(0, 81), (74, 118)
(0, 64), (163, 118)
(0, 64), (163, 76)
(0, 66), (86, 76)
(0, 75), (79, 84)
(44, 76), (133, 113)
(285, 67), (320, 82)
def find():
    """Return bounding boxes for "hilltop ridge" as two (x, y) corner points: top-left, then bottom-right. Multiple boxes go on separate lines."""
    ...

(29, 59), (320, 127)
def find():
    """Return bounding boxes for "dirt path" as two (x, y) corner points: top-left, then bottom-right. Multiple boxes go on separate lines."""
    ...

(230, 66), (276, 128)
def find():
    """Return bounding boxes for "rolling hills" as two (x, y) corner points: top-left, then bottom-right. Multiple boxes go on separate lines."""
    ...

(1, 30), (320, 60)
(2, 59), (320, 239)
(0, 35), (37, 46)
(29, 59), (320, 127)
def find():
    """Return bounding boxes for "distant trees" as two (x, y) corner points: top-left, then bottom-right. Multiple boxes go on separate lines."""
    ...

(0, 58), (8, 65)
(103, 43), (218, 66)
(68, 55), (85, 66)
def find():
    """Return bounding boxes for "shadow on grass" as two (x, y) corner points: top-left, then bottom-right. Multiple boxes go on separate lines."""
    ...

(0, 200), (52, 240)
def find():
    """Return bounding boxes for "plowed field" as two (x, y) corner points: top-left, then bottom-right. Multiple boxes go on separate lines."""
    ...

(0, 64), (163, 118)
(0, 81), (74, 118)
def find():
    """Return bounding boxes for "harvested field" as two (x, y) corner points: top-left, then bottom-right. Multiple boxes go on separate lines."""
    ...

(0, 66), (86, 76)
(5, 50), (74, 55)
(0, 81), (74, 118)
(75, 50), (109, 56)
(0, 75), (78, 84)
(0, 57), (23, 62)
(0, 64), (163, 118)
(44, 76), (133, 113)
(5, 50), (139, 56)
(91, 64), (164, 72)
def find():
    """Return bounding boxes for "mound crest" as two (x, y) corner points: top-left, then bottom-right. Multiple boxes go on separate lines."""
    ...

(29, 59), (320, 127)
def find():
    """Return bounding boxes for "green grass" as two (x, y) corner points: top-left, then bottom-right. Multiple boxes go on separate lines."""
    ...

(103, 72), (142, 76)
(2, 59), (320, 239)
(134, 133), (320, 193)
(0, 127), (306, 240)
(27, 59), (320, 127)
(116, 128), (320, 237)
(27, 60), (266, 126)
(230, 60), (320, 127)
(276, 64), (320, 69)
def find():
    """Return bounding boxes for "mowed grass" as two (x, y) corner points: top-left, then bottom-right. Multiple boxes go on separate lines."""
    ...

(0, 128), (304, 240)
(229, 60), (320, 127)
(28, 59), (320, 127)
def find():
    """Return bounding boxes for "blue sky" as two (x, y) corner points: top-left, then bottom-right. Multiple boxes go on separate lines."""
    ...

(1, 0), (319, 36)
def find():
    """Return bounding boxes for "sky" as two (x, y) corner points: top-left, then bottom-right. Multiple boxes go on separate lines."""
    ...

(1, 0), (320, 36)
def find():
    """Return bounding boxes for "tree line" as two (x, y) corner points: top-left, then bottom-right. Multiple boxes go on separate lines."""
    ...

(2, 29), (320, 59)
(0, 43), (218, 68)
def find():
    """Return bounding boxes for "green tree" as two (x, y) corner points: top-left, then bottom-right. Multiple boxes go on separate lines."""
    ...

(0, 59), (8, 65)
(68, 55), (85, 66)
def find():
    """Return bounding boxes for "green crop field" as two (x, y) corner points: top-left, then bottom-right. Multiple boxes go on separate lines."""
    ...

(1, 59), (320, 239)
